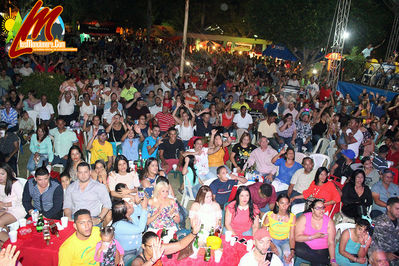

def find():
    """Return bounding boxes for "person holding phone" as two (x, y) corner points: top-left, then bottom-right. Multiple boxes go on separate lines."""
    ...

(239, 228), (283, 265)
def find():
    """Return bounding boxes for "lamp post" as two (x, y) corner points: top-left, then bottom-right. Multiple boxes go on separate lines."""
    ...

(180, 0), (190, 77)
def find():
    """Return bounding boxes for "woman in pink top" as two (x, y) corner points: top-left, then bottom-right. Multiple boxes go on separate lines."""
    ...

(294, 199), (338, 266)
(225, 186), (260, 236)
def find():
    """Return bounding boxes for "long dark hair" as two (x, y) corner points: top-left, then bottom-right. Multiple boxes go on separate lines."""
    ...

(0, 162), (17, 196)
(234, 186), (255, 222)
(112, 199), (128, 224)
(186, 155), (197, 184)
(350, 169), (366, 187)
(141, 157), (158, 181)
(36, 123), (49, 142)
(113, 155), (131, 174)
(272, 193), (291, 214)
(314, 167), (328, 185)
(65, 145), (84, 174)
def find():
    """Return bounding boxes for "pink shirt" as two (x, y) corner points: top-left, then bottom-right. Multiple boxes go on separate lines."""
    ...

(304, 212), (329, 250)
(227, 201), (259, 235)
(245, 147), (278, 175)
(94, 239), (124, 263)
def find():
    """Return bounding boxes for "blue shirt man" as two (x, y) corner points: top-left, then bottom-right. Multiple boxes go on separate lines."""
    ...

(141, 125), (161, 160)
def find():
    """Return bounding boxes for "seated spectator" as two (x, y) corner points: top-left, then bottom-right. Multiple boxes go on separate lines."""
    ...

(194, 111), (213, 137)
(121, 126), (141, 162)
(232, 95), (250, 111)
(330, 149), (355, 180)
(147, 181), (180, 232)
(141, 125), (162, 160)
(276, 113), (297, 149)
(140, 158), (166, 198)
(49, 118), (79, 168)
(189, 185), (222, 231)
(387, 138), (399, 168)
(23, 90), (40, 111)
(159, 127), (184, 174)
(0, 163), (26, 243)
(63, 162), (112, 226)
(244, 136), (278, 179)
(248, 182), (276, 213)
(131, 221), (200, 266)
(58, 209), (101, 266)
(371, 197), (399, 265)
(295, 113), (313, 153)
(173, 103), (195, 148)
(149, 96), (162, 117)
(112, 198), (148, 265)
(108, 155), (140, 200)
(60, 171), (71, 194)
(182, 155), (202, 196)
(230, 132), (257, 173)
(64, 146), (85, 182)
(22, 167), (63, 219)
(262, 194), (296, 265)
(292, 167), (341, 214)
(257, 112), (280, 151)
(341, 170), (373, 220)
(345, 117), (363, 159)
(287, 157), (316, 203)
(82, 115), (104, 141)
(372, 145), (389, 173)
(208, 130), (232, 175)
(58, 91), (78, 126)
(94, 226), (124, 266)
(221, 102), (235, 133)
(27, 124), (53, 174)
(155, 106), (175, 135)
(106, 114), (127, 156)
(18, 111), (34, 143)
(271, 147), (303, 192)
(135, 114), (151, 139)
(294, 199), (338, 266)
(360, 156), (380, 188)
(79, 93), (95, 120)
(233, 106), (253, 139)
(238, 228), (283, 266)
(87, 128), (113, 171)
(335, 219), (371, 265)
(225, 186), (260, 236)
(371, 169), (399, 218)
(34, 95), (54, 127)
(0, 122), (19, 174)
(102, 101), (122, 128)
(1, 101), (18, 132)
(368, 248), (389, 266)
(210, 166), (247, 208)
(90, 160), (108, 186)
(126, 96), (151, 122)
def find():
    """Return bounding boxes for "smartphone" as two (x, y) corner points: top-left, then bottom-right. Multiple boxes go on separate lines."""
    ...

(238, 238), (247, 244)
(128, 160), (134, 170)
(134, 120), (139, 125)
(138, 188), (145, 198)
(265, 252), (273, 262)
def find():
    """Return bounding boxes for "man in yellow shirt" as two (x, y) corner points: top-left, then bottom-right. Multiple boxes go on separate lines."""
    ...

(87, 129), (113, 170)
(58, 209), (101, 266)
(232, 95), (250, 111)
(120, 83), (137, 103)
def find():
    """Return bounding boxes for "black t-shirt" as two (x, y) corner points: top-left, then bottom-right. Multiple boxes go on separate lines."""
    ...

(109, 126), (126, 142)
(334, 156), (354, 178)
(232, 143), (257, 169)
(0, 132), (19, 156)
(127, 102), (150, 120)
(159, 139), (185, 159)
(312, 121), (327, 136)
(195, 117), (213, 137)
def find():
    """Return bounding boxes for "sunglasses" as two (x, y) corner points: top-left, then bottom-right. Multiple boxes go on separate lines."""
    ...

(314, 206), (326, 211)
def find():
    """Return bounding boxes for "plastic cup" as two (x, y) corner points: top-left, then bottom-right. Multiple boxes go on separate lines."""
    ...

(225, 231), (232, 242)
(230, 238), (235, 246)
(246, 239), (253, 251)
(19, 218), (27, 227)
(61, 217), (69, 228)
(215, 249), (223, 263)
(341, 176), (347, 185)
(233, 168), (237, 174)
(172, 164), (177, 171)
(9, 230), (17, 243)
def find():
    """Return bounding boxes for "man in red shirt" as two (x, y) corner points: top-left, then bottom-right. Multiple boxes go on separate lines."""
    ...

(247, 182), (276, 213)
(319, 85), (332, 101)
(155, 106), (175, 136)
(387, 139), (399, 168)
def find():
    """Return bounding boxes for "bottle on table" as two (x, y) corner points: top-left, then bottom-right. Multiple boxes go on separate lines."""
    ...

(43, 220), (50, 245)
(210, 227), (215, 236)
(204, 246), (211, 262)
(161, 228), (168, 243)
(36, 213), (44, 233)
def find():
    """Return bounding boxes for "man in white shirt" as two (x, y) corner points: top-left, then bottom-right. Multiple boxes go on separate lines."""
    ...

(18, 61), (33, 77)
(345, 117), (363, 158)
(307, 77), (319, 98)
(287, 74), (300, 87)
(283, 102), (299, 121)
(34, 95), (55, 127)
(149, 96), (162, 117)
(288, 157), (316, 204)
(102, 101), (122, 127)
(362, 41), (384, 58)
(239, 228), (283, 266)
(58, 91), (77, 125)
(233, 106), (253, 139)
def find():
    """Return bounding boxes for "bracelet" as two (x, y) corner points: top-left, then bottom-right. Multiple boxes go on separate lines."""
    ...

(330, 259), (336, 263)
(360, 244), (366, 248)
(191, 232), (198, 236)
(290, 248), (295, 251)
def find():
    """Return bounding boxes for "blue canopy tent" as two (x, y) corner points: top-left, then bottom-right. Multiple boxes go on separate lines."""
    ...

(262, 44), (298, 61)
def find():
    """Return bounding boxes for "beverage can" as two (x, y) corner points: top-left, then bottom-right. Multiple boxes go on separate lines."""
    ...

(32, 210), (39, 223)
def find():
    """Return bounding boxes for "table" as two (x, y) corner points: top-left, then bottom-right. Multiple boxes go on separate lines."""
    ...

(161, 235), (251, 266)
(3, 220), (75, 266)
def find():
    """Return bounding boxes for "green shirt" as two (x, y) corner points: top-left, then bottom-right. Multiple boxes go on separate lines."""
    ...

(0, 76), (12, 90)
(49, 128), (78, 157)
(120, 87), (137, 101)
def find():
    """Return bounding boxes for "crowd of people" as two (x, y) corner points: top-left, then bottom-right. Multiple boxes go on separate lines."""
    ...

(0, 36), (397, 265)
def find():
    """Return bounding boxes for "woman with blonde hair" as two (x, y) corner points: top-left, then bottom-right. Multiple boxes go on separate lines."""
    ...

(147, 181), (180, 232)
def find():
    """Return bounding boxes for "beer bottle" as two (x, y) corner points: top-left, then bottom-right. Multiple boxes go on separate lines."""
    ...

(204, 246), (211, 262)
(36, 213), (44, 233)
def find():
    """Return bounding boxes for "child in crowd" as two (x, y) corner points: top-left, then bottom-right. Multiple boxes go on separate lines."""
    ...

(60, 172), (71, 194)
(94, 226), (124, 266)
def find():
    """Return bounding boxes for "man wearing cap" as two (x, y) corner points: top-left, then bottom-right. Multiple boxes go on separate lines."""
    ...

(126, 92), (150, 121)
(371, 169), (399, 218)
(239, 228), (283, 266)
(87, 128), (113, 171)
(330, 149), (355, 179)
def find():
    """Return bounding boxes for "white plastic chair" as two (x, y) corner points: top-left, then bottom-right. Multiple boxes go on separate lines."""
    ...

(203, 177), (217, 186)
(17, 177), (27, 187)
(295, 152), (306, 164)
(291, 203), (305, 215)
(310, 153), (331, 169)
(329, 140), (337, 149)
(335, 222), (356, 242)
(181, 175), (195, 208)
(313, 138), (330, 155)
(261, 212), (267, 225)
(26, 110), (38, 130)
(327, 147), (337, 165)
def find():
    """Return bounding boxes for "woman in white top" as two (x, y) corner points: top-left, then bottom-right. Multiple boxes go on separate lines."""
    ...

(83, 114), (104, 141)
(79, 93), (95, 119)
(108, 155), (140, 199)
(0, 163), (26, 243)
(172, 102), (195, 149)
(189, 185), (222, 232)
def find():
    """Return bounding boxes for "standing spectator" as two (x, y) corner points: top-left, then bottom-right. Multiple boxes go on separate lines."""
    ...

(0, 122), (19, 174)
(173, 103), (195, 148)
(49, 118), (79, 168)
(371, 197), (399, 265)
(361, 42), (384, 58)
(1, 101), (18, 132)
(257, 112), (280, 151)
(233, 106), (253, 139)
(159, 128), (184, 173)
(371, 169), (399, 218)
(33, 95), (55, 127)
(295, 113), (313, 152)
(22, 167), (63, 219)
(86, 128), (113, 171)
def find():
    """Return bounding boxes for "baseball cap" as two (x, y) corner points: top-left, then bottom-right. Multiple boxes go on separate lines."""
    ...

(137, 97), (145, 102)
(341, 149), (355, 160)
(97, 129), (107, 136)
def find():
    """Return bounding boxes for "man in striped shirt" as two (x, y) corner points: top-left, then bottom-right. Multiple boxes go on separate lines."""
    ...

(184, 86), (199, 109)
(155, 105), (175, 136)
(1, 100), (18, 132)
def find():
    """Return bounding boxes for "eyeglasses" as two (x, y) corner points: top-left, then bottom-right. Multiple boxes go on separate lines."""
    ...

(314, 206), (325, 211)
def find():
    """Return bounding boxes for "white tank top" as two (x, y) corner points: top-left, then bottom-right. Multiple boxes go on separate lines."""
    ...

(177, 122), (194, 141)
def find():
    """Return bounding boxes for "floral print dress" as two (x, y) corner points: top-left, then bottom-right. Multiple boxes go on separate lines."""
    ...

(148, 201), (179, 230)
